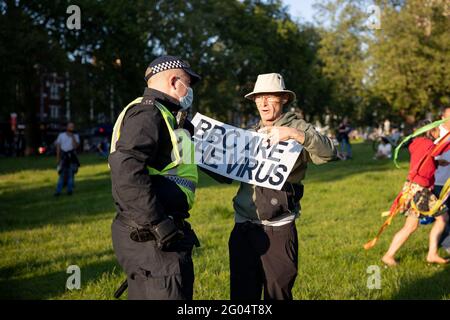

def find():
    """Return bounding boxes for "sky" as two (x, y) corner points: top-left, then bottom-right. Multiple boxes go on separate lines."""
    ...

(282, 0), (317, 24)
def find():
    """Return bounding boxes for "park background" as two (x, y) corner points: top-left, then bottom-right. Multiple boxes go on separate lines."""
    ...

(1, 0), (450, 299)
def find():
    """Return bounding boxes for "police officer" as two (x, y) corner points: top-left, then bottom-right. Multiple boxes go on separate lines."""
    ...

(109, 56), (201, 300)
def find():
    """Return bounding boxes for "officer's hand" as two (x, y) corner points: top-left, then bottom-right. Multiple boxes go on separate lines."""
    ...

(151, 218), (184, 250)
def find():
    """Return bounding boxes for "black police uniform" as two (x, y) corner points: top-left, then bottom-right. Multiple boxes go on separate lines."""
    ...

(109, 87), (199, 300)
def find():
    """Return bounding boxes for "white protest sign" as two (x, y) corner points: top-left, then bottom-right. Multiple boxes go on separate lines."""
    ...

(191, 113), (303, 190)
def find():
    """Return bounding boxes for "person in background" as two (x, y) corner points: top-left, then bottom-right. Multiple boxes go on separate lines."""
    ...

(381, 120), (450, 266)
(383, 119), (391, 136)
(390, 126), (401, 145)
(97, 137), (110, 158)
(434, 106), (450, 253)
(374, 137), (392, 160)
(337, 117), (353, 160)
(83, 139), (91, 152)
(54, 122), (80, 196)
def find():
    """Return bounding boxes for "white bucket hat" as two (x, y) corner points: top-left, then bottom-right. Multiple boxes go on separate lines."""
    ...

(244, 73), (296, 104)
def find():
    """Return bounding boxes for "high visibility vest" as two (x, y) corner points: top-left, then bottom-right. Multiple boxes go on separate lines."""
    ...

(110, 97), (198, 209)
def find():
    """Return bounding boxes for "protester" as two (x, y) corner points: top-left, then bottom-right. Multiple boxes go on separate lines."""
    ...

(228, 73), (337, 300)
(54, 122), (80, 196)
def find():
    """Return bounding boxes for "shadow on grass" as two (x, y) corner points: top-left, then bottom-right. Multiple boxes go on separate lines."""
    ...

(0, 176), (115, 232)
(0, 257), (121, 300)
(0, 154), (107, 175)
(392, 266), (450, 299)
(0, 172), (233, 234)
(0, 249), (114, 280)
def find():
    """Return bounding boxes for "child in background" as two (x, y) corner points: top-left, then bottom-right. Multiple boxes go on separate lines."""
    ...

(381, 120), (450, 266)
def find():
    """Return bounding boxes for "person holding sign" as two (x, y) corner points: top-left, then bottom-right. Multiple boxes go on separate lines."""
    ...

(229, 73), (337, 300)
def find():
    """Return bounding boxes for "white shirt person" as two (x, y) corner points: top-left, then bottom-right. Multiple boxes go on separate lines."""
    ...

(54, 122), (80, 196)
(55, 131), (80, 152)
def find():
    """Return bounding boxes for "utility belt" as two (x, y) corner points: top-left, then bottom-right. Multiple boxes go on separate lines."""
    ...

(114, 213), (196, 244)
(115, 214), (155, 241)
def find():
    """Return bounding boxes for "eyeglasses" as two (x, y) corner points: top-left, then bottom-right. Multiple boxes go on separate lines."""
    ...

(177, 77), (191, 87)
(254, 96), (283, 104)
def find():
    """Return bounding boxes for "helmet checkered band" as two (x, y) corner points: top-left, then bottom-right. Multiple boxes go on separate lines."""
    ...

(144, 56), (199, 83)
(150, 60), (189, 76)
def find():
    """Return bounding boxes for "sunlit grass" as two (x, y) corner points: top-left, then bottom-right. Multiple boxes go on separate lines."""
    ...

(0, 144), (449, 300)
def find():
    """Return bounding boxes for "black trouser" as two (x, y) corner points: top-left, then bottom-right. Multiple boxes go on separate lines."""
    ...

(111, 218), (196, 300)
(229, 221), (298, 300)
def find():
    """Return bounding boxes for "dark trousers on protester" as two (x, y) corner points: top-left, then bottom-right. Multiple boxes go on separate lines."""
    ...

(111, 218), (197, 300)
(229, 221), (298, 300)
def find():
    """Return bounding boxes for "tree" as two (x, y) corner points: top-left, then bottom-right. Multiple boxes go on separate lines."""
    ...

(369, 0), (450, 118)
(315, 0), (370, 126)
(1, 0), (344, 155)
(0, 0), (68, 155)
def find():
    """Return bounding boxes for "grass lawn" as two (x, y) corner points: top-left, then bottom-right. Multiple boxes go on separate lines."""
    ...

(0, 142), (449, 300)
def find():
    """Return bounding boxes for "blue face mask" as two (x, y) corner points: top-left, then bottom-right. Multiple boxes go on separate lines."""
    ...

(176, 79), (194, 110)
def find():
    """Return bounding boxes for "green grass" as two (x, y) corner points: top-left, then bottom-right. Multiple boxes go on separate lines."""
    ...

(1, 143), (449, 300)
